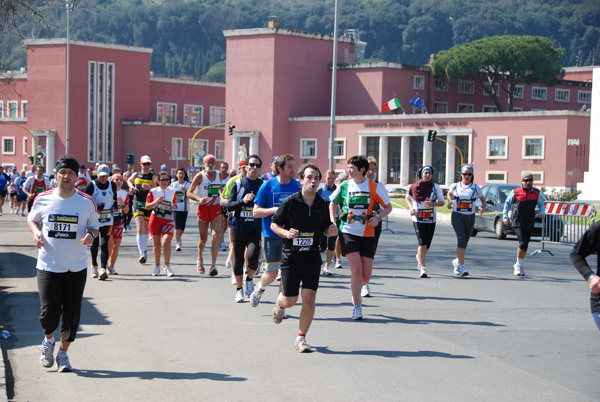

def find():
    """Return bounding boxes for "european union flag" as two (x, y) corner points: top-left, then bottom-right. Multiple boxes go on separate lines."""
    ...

(409, 96), (424, 107)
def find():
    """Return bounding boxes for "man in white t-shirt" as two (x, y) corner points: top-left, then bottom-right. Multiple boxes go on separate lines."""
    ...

(27, 155), (99, 373)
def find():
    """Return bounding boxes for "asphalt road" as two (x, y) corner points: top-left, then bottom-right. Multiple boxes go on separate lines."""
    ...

(0, 207), (598, 402)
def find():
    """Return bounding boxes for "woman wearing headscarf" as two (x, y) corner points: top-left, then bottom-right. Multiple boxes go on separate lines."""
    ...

(447, 165), (486, 277)
(405, 166), (445, 278)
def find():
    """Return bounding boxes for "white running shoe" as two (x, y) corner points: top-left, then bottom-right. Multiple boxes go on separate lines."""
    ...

(90, 265), (99, 278)
(452, 258), (460, 275)
(138, 254), (146, 264)
(152, 266), (160, 276)
(272, 304), (285, 324)
(322, 264), (333, 276)
(235, 288), (244, 303)
(361, 284), (371, 297)
(245, 279), (255, 298)
(175, 243), (181, 251)
(98, 267), (108, 281)
(276, 270), (282, 281)
(335, 260), (342, 269)
(164, 265), (174, 277)
(231, 271), (236, 285)
(352, 305), (363, 320)
(39, 339), (55, 368)
(107, 266), (118, 275)
(56, 350), (72, 372)
(295, 336), (312, 353)
(419, 267), (428, 278)
(513, 263), (525, 276)
(459, 265), (469, 277)
(225, 257), (232, 269)
(250, 288), (265, 307)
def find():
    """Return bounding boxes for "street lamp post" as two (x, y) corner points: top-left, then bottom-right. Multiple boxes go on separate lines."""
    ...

(65, 1), (74, 155)
(328, 0), (339, 170)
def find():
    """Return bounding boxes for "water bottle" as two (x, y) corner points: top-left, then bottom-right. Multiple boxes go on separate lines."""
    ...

(1, 330), (10, 339)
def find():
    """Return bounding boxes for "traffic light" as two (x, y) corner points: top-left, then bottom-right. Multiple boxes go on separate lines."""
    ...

(126, 152), (135, 164)
(28, 156), (34, 164)
(229, 125), (235, 136)
(427, 130), (437, 142)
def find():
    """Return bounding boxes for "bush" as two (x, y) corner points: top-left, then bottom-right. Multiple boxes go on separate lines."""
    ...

(541, 187), (582, 201)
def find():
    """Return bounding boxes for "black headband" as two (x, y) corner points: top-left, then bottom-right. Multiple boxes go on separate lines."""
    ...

(55, 159), (80, 174)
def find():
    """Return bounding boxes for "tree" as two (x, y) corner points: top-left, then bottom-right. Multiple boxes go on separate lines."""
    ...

(432, 35), (565, 111)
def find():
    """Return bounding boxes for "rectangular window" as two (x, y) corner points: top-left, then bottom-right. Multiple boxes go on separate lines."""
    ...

(8, 101), (18, 118)
(157, 103), (176, 123)
(458, 80), (474, 94)
(409, 136), (424, 184)
(457, 103), (474, 113)
(512, 107), (523, 111)
(2, 137), (15, 155)
(532, 87), (547, 100)
(184, 105), (203, 125)
(486, 171), (507, 183)
(435, 79), (448, 92)
(522, 171), (544, 184)
(209, 107), (226, 125)
(555, 89), (570, 102)
(189, 139), (208, 166)
(215, 140), (225, 160)
(87, 61), (115, 163)
(523, 136), (545, 159)
(0, 101), (3, 118)
(483, 83), (500, 96)
(172, 138), (183, 158)
(22, 137), (28, 155)
(387, 137), (401, 184)
(487, 137), (508, 159)
(483, 105), (498, 112)
(414, 75), (425, 90)
(333, 139), (346, 159)
(366, 137), (379, 162)
(578, 91), (591, 104)
(21, 101), (28, 119)
(511, 85), (524, 99)
(434, 102), (448, 113)
(300, 139), (317, 159)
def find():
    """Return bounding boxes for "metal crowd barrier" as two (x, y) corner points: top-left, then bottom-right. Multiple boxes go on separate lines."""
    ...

(531, 201), (596, 256)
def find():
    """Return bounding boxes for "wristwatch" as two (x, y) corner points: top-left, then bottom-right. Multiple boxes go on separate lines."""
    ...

(586, 273), (597, 283)
(86, 230), (95, 237)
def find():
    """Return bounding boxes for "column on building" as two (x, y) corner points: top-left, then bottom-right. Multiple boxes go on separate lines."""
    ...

(400, 136), (409, 186)
(249, 133), (259, 156)
(378, 136), (388, 184)
(232, 135), (241, 168)
(445, 134), (456, 187)
(46, 131), (55, 174)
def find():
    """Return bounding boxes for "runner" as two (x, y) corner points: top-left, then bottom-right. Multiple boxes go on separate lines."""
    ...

(316, 168), (337, 276)
(107, 172), (130, 275)
(8, 166), (19, 214)
(329, 155), (392, 320)
(127, 155), (158, 264)
(271, 162), (338, 352)
(27, 154), (99, 372)
(14, 171), (28, 216)
(0, 165), (10, 216)
(169, 168), (191, 252)
(249, 154), (301, 307)
(75, 164), (92, 192)
(405, 165), (445, 279)
(447, 165), (486, 277)
(146, 171), (178, 277)
(570, 221), (600, 331)
(221, 160), (247, 282)
(187, 154), (222, 276)
(333, 172), (348, 269)
(226, 155), (263, 302)
(219, 161), (231, 251)
(84, 164), (117, 280)
(502, 172), (545, 276)
(22, 165), (51, 212)
(260, 156), (279, 181)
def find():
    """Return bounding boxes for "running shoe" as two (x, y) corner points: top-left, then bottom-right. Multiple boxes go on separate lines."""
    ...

(21, 211), (25, 217)
(90, 265), (99, 279)
(295, 336), (313, 353)
(335, 260), (343, 269)
(245, 279), (255, 298)
(231, 271), (236, 285)
(322, 264), (333, 276)
(175, 243), (181, 252)
(361, 284), (371, 297)
(513, 263), (525, 276)
(164, 265), (174, 277)
(276, 270), (282, 281)
(39, 339), (55, 368)
(419, 267), (428, 278)
(220, 242), (227, 251)
(197, 261), (205, 274)
(235, 288), (244, 303)
(225, 257), (232, 269)
(209, 265), (218, 277)
(56, 350), (72, 372)
(459, 265), (469, 277)
(452, 258), (460, 275)
(138, 254), (146, 264)
(98, 267), (108, 281)
(272, 304), (285, 324)
(107, 266), (118, 275)
(152, 266), (161, 276)
(250, 288), (265, 307)
(352, 305), (363, 320)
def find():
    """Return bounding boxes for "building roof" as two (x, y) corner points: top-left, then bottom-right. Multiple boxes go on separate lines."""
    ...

(24, 38), (153, 54)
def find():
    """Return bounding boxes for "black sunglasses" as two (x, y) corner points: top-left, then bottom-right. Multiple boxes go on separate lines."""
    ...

(142, 163), (151, 166)
(461, 172), (472, 176)
(522, 179), (533, 183)
(248, 163), (261, 168)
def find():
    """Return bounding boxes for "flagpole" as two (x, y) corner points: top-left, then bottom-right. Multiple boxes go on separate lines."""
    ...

(328, 0), (339, 170)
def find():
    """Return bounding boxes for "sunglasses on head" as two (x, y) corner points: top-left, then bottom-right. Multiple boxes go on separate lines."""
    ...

(248, 163), (261, 168)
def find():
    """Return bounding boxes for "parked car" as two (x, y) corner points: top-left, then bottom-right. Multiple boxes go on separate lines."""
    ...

(386, 185), (408, 198)
(472, 183), (564, 241)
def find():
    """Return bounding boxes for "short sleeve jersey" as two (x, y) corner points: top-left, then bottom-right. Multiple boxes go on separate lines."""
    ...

(146, 187), (178, 218)
(254, 177), (301, 239)
(449, 182), (483, 215)
(28, 190), (99, 273)
(0, 173), (9, 190)
(329, 179), (390, 237)
(405, 183), (444, 224)
(169, 181), (191, 212)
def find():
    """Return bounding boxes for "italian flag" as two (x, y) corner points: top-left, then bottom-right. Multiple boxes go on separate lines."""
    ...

(382, 97), (401, 112)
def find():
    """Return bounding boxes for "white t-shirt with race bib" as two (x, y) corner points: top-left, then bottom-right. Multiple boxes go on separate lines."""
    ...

(405, 184), (444, 223)
(448, 182), (483, 215)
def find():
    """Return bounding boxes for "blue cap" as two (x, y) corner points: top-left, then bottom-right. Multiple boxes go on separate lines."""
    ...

(161, 164), (168, 170)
